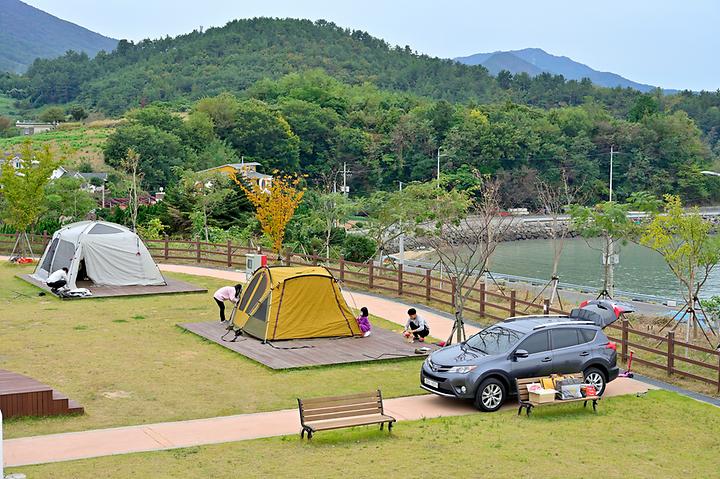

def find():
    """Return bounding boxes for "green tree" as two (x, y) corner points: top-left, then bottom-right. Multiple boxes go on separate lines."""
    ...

(39, 106), (66, 123)
(568, 201), (635, 298)
(639, 195), (720, 341)
(67, 105), (88, 121)
(0, 143), (62, 254)
(43, 177), (97, 223)
(178, 170), (234, 241)
(225, 99), (300, 171)
(628, 94), (659, 122)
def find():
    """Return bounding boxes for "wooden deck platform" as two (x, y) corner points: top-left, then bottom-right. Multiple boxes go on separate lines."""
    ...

(19, 274), (207, 299)
(179, 321), (439, 369)
(0, 369), (84, 419)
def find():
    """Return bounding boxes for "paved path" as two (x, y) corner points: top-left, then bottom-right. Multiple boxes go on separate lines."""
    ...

(3, 262), (653, 468)
(4, 378), (651, 467)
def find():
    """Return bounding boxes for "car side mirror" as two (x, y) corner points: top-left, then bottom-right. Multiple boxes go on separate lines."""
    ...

(514, 349), (529, 360)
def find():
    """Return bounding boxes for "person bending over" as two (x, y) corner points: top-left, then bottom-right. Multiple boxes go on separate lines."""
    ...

(213, 284), (242, 322)
(45, 267), (69, 293)
(404, 308), (429, 342)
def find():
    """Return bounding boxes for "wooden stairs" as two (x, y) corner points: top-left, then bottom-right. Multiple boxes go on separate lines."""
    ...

(0, 369), (84, 419)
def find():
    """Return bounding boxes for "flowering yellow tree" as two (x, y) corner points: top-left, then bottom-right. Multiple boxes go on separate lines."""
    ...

(233, 173), (304, 253)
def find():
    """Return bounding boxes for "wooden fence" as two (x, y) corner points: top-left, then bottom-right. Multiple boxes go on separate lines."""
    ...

(2, 232), (719, 392)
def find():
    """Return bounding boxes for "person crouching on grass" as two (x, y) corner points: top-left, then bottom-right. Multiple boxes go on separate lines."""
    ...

(213, 284), (242, 323)
(404, 308), (429, 342)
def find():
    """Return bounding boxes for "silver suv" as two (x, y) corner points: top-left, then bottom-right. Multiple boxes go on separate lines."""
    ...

(420, 314), (619, 412)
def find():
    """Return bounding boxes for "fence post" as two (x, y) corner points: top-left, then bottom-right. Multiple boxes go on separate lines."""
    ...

(510, 290), (517, 317)
(667, 331), (675, 376)
(339, 256), (345, 282)
(621, 319), (629, 363)
(479, 283), (485, 318)
(312, 254), (318, 266)
(196, 240), (201, 263)
(450, 277), (457, 309)
(42, 230), (48, 248)
(425, 269), (431, 301)
(397, 264), (404, 296)
(543, 299), (551, 315)
(227, 240), (232, 267)
(368, 262), (374, 290)
(164, 236), (169, 261)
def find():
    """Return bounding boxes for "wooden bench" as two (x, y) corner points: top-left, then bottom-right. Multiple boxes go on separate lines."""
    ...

(297, 390), (396, 439)
(516, 373), (599, 416)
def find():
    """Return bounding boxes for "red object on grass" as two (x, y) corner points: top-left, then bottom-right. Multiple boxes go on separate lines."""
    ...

(17, 257), (34, 264)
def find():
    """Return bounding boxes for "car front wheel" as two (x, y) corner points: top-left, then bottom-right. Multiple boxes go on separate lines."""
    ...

(474, 378), (506, 412)
(584, 367), (607, 396)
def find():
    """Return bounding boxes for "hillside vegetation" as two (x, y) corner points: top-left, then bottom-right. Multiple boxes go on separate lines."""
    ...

(0, 0), (117, 73)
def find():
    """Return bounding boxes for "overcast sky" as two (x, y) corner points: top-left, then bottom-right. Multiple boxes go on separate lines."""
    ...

(24, 0), (720, 91)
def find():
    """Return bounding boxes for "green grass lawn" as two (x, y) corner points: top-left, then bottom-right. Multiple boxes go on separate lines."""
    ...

(10, 390), (720, 478)
(0, 263), (426, 438)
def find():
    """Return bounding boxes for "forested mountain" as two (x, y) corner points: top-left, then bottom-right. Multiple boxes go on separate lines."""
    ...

(455, 48), (657, 92)
(2, 18), (646, 116)
(0, 0), (117, 73)
(1, 17), (719, 206)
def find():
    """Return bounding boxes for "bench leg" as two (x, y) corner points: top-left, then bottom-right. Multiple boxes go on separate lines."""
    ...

(592, 400), (598, 412)
(380, 422), (384, 430)
(307, 429), (313, 439)
(583, 400), (587, 408)
(526, 405), (532, 417)
(388, 421), (394, 431)
(518, 405), (523, 416)
(300, 429), (305, 439)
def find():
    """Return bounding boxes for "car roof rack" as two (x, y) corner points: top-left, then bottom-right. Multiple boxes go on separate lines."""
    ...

(503, 314), (568, 322)
(532, 320), (596, 330)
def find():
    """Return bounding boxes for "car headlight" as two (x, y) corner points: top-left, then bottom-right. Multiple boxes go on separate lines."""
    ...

(447, 365), (476, 374)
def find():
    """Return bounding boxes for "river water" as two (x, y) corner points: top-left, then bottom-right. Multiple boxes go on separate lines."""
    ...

(483, 238), (720, 300)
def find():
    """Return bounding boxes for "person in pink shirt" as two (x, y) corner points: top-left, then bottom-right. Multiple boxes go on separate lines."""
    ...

(356, 307), (372, 337)
(213, 284), (242, 322)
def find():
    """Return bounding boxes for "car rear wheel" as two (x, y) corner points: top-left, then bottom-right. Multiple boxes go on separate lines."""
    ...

(474, 378), (506, 412)
(584, 367), (607, 396)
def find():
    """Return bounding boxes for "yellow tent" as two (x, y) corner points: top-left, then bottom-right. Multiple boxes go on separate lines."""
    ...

(231, 266), (361, 341)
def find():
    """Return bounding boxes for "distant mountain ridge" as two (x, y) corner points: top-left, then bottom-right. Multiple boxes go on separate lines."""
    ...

(0, 0), (118, 73)
(455, 48), (658, 92)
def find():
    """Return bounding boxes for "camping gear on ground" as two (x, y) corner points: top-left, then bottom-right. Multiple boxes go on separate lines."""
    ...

(555, 377), (584, 399)
(619, 350), (635, 378)
(59, 288), (93, 298)
(231, 266), (361, 341)
(32, 221), (166, 290)
(571, 299), (635, 328)
(582, 384), (598, 397)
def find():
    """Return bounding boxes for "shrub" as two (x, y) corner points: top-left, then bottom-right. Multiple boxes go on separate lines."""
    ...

(342, 235), (376, 263)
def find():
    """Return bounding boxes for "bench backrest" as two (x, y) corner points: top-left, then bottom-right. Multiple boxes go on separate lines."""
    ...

(516, 373), (584, 402)
(298, 390), (384, 425)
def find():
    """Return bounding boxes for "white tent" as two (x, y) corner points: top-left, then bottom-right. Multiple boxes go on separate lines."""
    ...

(33, 221), (166, 289)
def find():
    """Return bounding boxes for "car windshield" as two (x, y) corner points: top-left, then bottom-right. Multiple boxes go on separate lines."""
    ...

(465, 325), (524, 355)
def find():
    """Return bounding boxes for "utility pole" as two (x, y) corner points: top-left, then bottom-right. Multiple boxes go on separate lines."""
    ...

(398, 181), (404, 265)
(609, 145), (614, 202)
(606, 146), (616, 298)
(342, 162), (348, 197)
(437, 148), (441, 188)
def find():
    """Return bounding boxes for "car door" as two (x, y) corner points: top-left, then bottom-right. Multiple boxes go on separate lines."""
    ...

(510, 330), (553, 379)
(549, 327), (585, 374)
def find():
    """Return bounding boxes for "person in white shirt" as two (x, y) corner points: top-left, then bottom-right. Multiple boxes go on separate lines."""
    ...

(213, 284), (242, 322)
(45, 267), (69, 293)
(403, 308), (430, 342)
